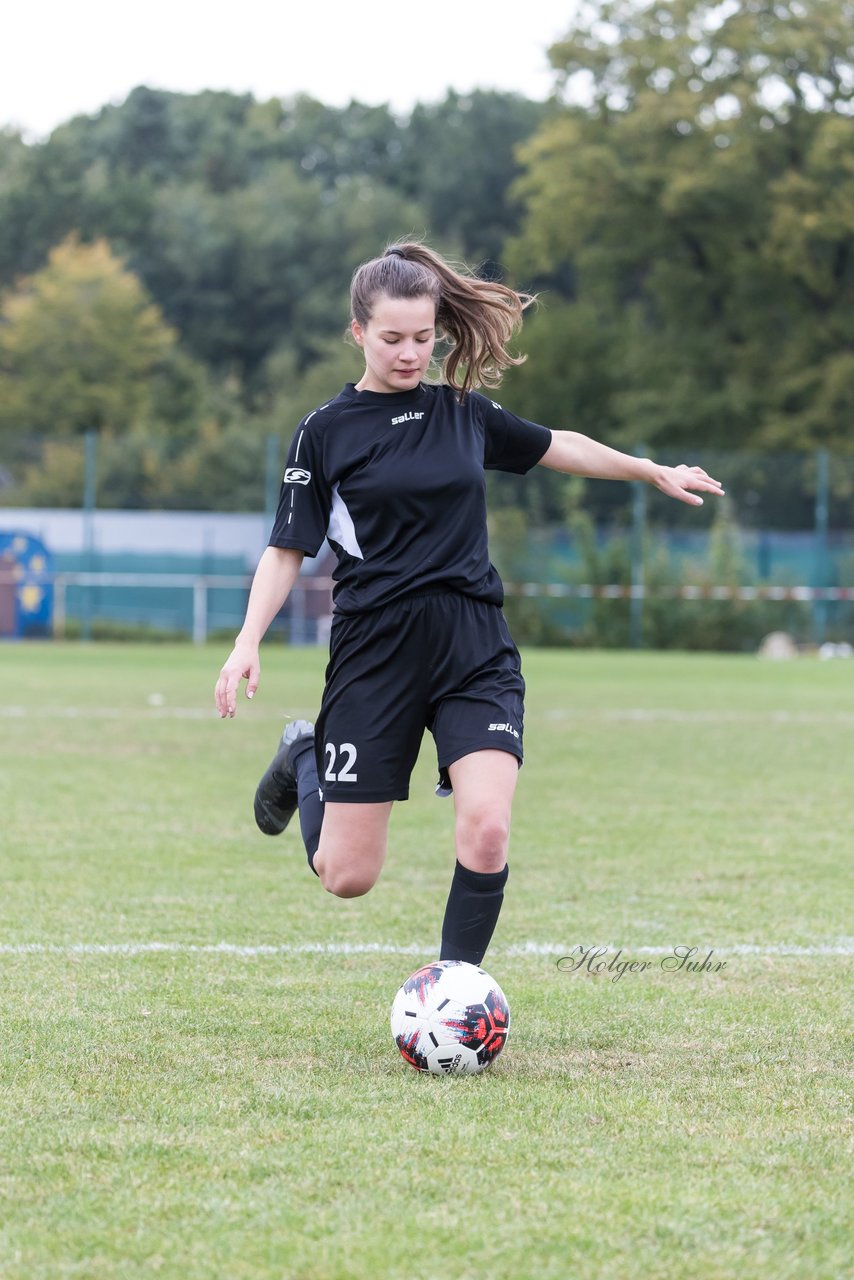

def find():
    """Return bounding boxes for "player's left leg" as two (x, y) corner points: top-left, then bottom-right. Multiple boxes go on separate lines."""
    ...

(449, 748), (518, 873)
(439, 749), (518, 964)
(428, 594), (525, 965)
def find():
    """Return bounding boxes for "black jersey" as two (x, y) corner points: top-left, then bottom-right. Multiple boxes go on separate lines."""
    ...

(269, 382), (552, 615)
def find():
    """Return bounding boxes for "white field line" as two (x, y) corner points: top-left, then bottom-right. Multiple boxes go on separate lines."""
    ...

(4, 705), (854, 725)
(0, 705), (220, 720)
(0, 939), (851, 958)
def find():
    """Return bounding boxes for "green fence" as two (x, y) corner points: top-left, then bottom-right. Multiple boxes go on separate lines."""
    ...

(489, 448), (853, 650)
(1, 437), (851, 649)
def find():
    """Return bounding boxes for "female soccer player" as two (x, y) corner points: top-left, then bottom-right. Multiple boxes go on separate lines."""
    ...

(214, 242), (723, 965)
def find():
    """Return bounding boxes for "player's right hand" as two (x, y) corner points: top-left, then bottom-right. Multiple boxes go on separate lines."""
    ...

(215, 643), (260, 718)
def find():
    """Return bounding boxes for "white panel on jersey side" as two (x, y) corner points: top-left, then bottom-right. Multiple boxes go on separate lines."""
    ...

(326, 483), (364, 560)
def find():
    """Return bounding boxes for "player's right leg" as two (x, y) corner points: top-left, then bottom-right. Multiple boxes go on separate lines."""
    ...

(254, 719), (317, 837)
(254, 721), (393, 897)
(312, 801), (393, 898)
(254, 599), (426, 896)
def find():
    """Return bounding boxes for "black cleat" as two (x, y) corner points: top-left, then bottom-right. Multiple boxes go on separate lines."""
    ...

(253, 719), (315, 836)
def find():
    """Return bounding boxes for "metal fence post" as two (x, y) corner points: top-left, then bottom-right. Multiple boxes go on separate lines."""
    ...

(192, 579), (207, 645)
(813, 448), (830, 646)
(81, 430), (97, 642)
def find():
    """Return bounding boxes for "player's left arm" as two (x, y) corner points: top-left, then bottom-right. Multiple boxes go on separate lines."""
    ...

(538, 431), (724, 507)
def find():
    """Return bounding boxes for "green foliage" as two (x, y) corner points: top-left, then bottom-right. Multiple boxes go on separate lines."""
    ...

(0, 237), (182, 437)
(397, 90), (551, 265)
(641, 505), (811, 651)
(492, 481), (811, 650)
(152, 419), (270, 512)
(60, 616), (190, 642)
(3, 420), (270, 513)
(489, 507), (568, 645)
(258, 345), (364, 437)
(144, 165), (424, 380)
(0, 86), (544, 388)
(1, 18), (852, 513)
(507, 0), (854, 451)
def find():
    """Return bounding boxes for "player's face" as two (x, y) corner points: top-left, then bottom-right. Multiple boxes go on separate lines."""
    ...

(352, 294), (437, 394)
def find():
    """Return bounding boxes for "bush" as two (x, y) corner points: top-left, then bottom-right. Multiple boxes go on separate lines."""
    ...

(491, 488), (811, 651)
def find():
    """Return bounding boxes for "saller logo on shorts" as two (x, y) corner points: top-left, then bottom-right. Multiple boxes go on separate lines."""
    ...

(488, 722), (520, 739)
(284, 467), (312, 485)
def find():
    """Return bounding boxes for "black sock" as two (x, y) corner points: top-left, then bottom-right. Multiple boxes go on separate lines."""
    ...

(440, 861), (509, 965)
(292, 739), (323, 875)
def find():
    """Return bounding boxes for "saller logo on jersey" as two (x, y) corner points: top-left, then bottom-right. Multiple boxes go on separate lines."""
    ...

(488, 722), (520, 739)
(284, 467), (312, 485)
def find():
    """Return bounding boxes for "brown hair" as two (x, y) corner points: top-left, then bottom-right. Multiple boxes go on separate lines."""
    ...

(349, 241), (534, 398)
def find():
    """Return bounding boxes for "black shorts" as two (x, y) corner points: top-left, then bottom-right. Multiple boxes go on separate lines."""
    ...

(314, 592), (525, 803)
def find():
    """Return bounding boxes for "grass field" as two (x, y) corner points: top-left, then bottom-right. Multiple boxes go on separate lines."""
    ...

(1, 642), (851, 1280)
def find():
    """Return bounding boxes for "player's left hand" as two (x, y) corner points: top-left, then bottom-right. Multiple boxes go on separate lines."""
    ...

(650, 464), (725, 506)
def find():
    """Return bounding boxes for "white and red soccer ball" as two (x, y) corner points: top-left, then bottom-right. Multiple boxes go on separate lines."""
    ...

(390, 960), (510, 1076)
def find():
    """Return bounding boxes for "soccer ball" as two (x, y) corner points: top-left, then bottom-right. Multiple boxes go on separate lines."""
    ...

(390, 960), (510, 1075)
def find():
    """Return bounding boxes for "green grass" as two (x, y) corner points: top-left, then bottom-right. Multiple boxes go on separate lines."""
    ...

(0, 643), (851, 1279)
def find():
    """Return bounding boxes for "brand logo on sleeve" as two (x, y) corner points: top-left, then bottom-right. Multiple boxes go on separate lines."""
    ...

(488, 722), (520, 739)
(284, 467), (312, 485)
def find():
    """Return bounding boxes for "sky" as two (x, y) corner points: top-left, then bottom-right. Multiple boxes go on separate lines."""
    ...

(2, 1), (582, 141)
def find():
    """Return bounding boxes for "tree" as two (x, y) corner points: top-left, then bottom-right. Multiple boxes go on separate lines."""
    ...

(144, 163), (425, 382)
(507, 0), (854, 451)
(0, 235), (185, 437)
(396, 91), (551, 266)
(0, 87), (552, 406)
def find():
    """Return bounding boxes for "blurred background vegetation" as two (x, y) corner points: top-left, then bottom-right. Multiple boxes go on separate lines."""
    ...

(0, 0), (851, 647)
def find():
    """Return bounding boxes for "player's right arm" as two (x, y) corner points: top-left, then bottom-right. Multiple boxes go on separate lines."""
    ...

(215, 546), (305, 718)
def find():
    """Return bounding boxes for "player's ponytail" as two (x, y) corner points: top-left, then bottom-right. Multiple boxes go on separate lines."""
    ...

(350, 241), (534, 398)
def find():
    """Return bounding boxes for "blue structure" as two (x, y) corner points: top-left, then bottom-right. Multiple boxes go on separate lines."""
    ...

(0, 532), (53, 637)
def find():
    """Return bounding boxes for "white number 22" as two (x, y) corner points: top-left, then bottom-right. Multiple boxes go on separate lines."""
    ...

(325, 742), (358, 783)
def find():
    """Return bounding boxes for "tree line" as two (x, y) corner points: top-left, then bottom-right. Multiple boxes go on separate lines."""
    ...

(0, 0), (851, 513)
